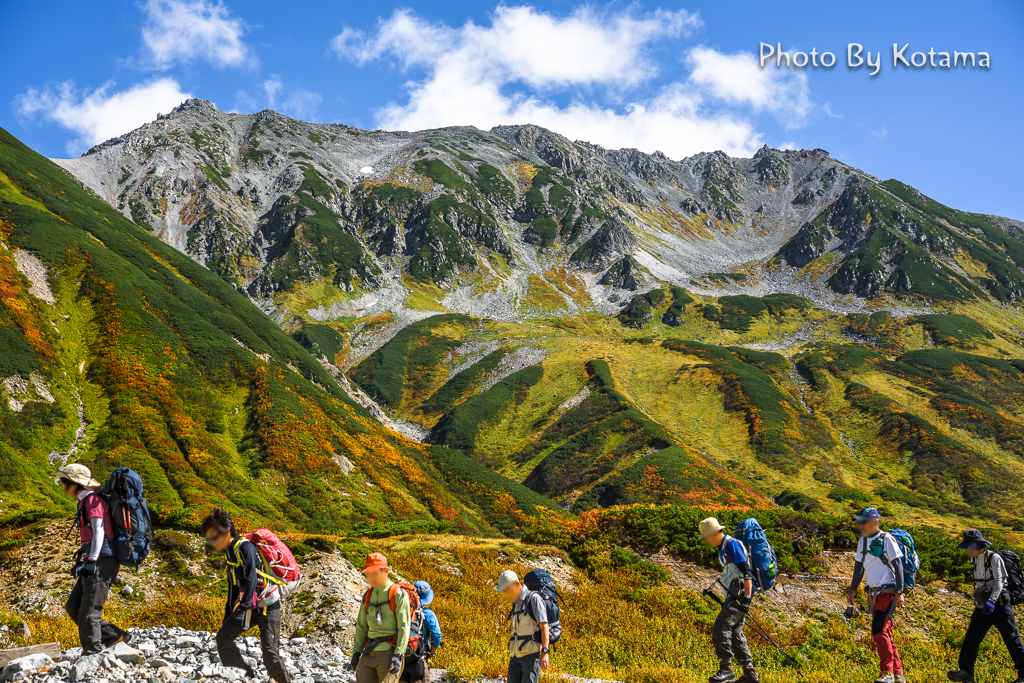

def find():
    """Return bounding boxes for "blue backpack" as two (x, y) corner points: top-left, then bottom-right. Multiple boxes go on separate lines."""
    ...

(523, 568), (562, 644)
(99, 467), (152, 568)
(864, 529), (920, 590)
(733, 518), (779, 592)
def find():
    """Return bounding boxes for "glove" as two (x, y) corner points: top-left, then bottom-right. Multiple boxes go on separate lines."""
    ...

(75, 561), (97, 578)
(389, 654), (403, 674)
(739, 595), (753, 613)
(349, 653), (361, 671)
(225, 608), (247, 629)
(984, 600), (996, 615)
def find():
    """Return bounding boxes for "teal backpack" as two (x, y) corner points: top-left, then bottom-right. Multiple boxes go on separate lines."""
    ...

(861, 529), (921, 589)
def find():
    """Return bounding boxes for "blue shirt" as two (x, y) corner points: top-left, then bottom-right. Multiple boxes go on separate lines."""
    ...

(718, 537), (748, 566)
(423, 608), (442, 649)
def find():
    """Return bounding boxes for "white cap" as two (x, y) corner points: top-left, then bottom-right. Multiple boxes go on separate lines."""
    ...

(496, 570), (519, 593)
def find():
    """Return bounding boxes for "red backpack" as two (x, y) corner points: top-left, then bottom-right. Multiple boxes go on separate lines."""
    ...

(362, 581), (425, 652)
(242, 529), (301, 607)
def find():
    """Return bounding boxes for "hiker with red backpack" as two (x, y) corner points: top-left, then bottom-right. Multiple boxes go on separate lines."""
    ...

(399, 581), (442, 683)
(947, 529), (1024, 683)
(57, 464), (130, 655)
(203, 508), (298, 683)
(352, 553), (411, 683)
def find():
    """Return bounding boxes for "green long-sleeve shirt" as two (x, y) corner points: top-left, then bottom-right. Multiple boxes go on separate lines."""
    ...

(353, 580), (411, 656)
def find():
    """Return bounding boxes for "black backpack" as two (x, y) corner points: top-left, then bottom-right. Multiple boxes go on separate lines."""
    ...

(523, 569), (562, 644)
(988, 550), (1024, 606)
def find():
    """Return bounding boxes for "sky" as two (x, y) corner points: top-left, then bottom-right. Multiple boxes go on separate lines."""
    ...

(2, 0), (1021, 218)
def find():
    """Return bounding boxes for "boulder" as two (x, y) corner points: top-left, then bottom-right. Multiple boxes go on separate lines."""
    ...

(2, 653), (53, 680)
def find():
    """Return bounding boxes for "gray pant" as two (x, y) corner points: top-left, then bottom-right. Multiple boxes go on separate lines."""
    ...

(216, 607), (291, 683)
(712, 594), (751, 667)
(508, 653), (541, 683)
(65, 556), (122, 655)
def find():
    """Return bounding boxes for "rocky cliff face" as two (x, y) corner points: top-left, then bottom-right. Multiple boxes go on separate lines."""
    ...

(54, 100), (1024, 321)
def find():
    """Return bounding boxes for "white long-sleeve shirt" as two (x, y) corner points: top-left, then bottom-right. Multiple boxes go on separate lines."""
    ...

(78, 490), (105, 562)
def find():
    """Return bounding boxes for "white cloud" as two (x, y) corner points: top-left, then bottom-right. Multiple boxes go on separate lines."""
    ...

(263, 75), (283, 107)
(330, 6), (810, 158)
(15, 78), (191, 155)
(872, 126), (888, 139)
(141, 0), (253, 69)
(281, 88), (322, 119)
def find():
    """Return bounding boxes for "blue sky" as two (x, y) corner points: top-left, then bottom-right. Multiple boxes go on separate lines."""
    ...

(2, 0), (1021, 218)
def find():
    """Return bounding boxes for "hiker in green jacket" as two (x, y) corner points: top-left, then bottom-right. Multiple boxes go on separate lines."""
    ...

(352, 553), (411, 683)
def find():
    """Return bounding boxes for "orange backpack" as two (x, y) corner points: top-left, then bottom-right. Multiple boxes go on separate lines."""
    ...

(362, 581), (425, 652)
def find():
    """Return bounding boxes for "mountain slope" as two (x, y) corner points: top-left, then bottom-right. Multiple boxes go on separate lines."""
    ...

(0, 126), (557, 533)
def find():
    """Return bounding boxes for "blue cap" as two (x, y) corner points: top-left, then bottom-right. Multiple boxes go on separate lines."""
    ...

(413, 580), (434, 606)
(852, 507), (880, 523)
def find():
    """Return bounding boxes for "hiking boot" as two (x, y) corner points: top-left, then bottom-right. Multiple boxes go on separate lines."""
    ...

(874, 674), (895, 683)
(895, 675), (906, 683)
(946, 672), (974, 683)
(709, 664), (735, 683)
(736, 665), (759, 683)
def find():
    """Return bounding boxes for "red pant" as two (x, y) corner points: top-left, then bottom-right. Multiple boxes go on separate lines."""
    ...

(871, 593), (903, 675)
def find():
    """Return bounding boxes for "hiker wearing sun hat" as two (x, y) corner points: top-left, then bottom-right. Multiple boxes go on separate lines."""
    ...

(352, 553), (410, 683)
(699, 517), (757, 683)
(948, 529), (1024, 683)
(398, 581), (442, 683)
(498, 569), (550, 683)
(56, 463), (127, 655)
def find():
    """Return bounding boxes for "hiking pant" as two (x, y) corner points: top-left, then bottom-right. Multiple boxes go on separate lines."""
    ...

(65, 556), (121, 655)
(216, 607), (291, 683)
(356, 646), (404, 683)
(398, 654), (429, 683)
(507, 653), (541, 683)
(871, 593), (903, 675)
(958, 601), (1024, 677)
(712, 594), (752, 668)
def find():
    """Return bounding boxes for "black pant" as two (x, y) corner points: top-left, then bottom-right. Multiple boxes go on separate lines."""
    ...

(65, 556), (122, 654)
(959, 601), (1024, 676)
(216, 606), (291, 683)
(507, 653), (541, 683)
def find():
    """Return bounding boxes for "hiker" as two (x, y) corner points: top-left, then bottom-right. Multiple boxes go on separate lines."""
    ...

(399, 581), (442, 683)
(947, 529), (1024, 683)
(202, 508), (291, 683)
(498, 570), (550, 683)
(58, 464), (128, 654)
(699, 517), (758, 683)
(847, 507), (907, 683)
(351, 553), (410, 683)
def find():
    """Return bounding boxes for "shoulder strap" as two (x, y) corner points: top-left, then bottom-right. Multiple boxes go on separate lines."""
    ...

(363, 587), (374, 612)
(388, 583), (399, 614)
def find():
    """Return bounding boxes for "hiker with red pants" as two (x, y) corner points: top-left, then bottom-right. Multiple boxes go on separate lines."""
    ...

(203, 508), (291, 683)
(848, 507), (907, 683)
(57, 464), (129, 654)
(948, 529), (1024, 683)
(351, 553), (411, 683)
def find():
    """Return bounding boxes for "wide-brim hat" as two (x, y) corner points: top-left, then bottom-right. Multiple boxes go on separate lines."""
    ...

(414, 580), (434, 605)
(361, 552), (390, 574)
(958, 528), (992, 550)
(698, 517), (727, 539)
(56, 463), (100, 490)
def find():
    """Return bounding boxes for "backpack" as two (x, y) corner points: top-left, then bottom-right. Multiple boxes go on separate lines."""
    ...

(363, 581), (425, 653)
(522, 569), (562, 644)
(245, 529), (301, 606)
(81, 468), (152, 568)
(987, 550), (1024, 606)
(733, 518), (779, 593)
(860, 529), (921, 589)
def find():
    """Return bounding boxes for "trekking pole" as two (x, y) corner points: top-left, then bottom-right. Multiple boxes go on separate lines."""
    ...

(701, 588), (805, 678)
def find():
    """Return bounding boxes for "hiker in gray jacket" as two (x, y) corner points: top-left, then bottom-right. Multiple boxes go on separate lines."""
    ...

(948, 529), (1024, 683)
(497, 570), (550, 683)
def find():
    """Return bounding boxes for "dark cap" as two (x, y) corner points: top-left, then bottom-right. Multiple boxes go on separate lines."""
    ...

(958, 528), (991, 551)
(852, 507), (880, 523)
